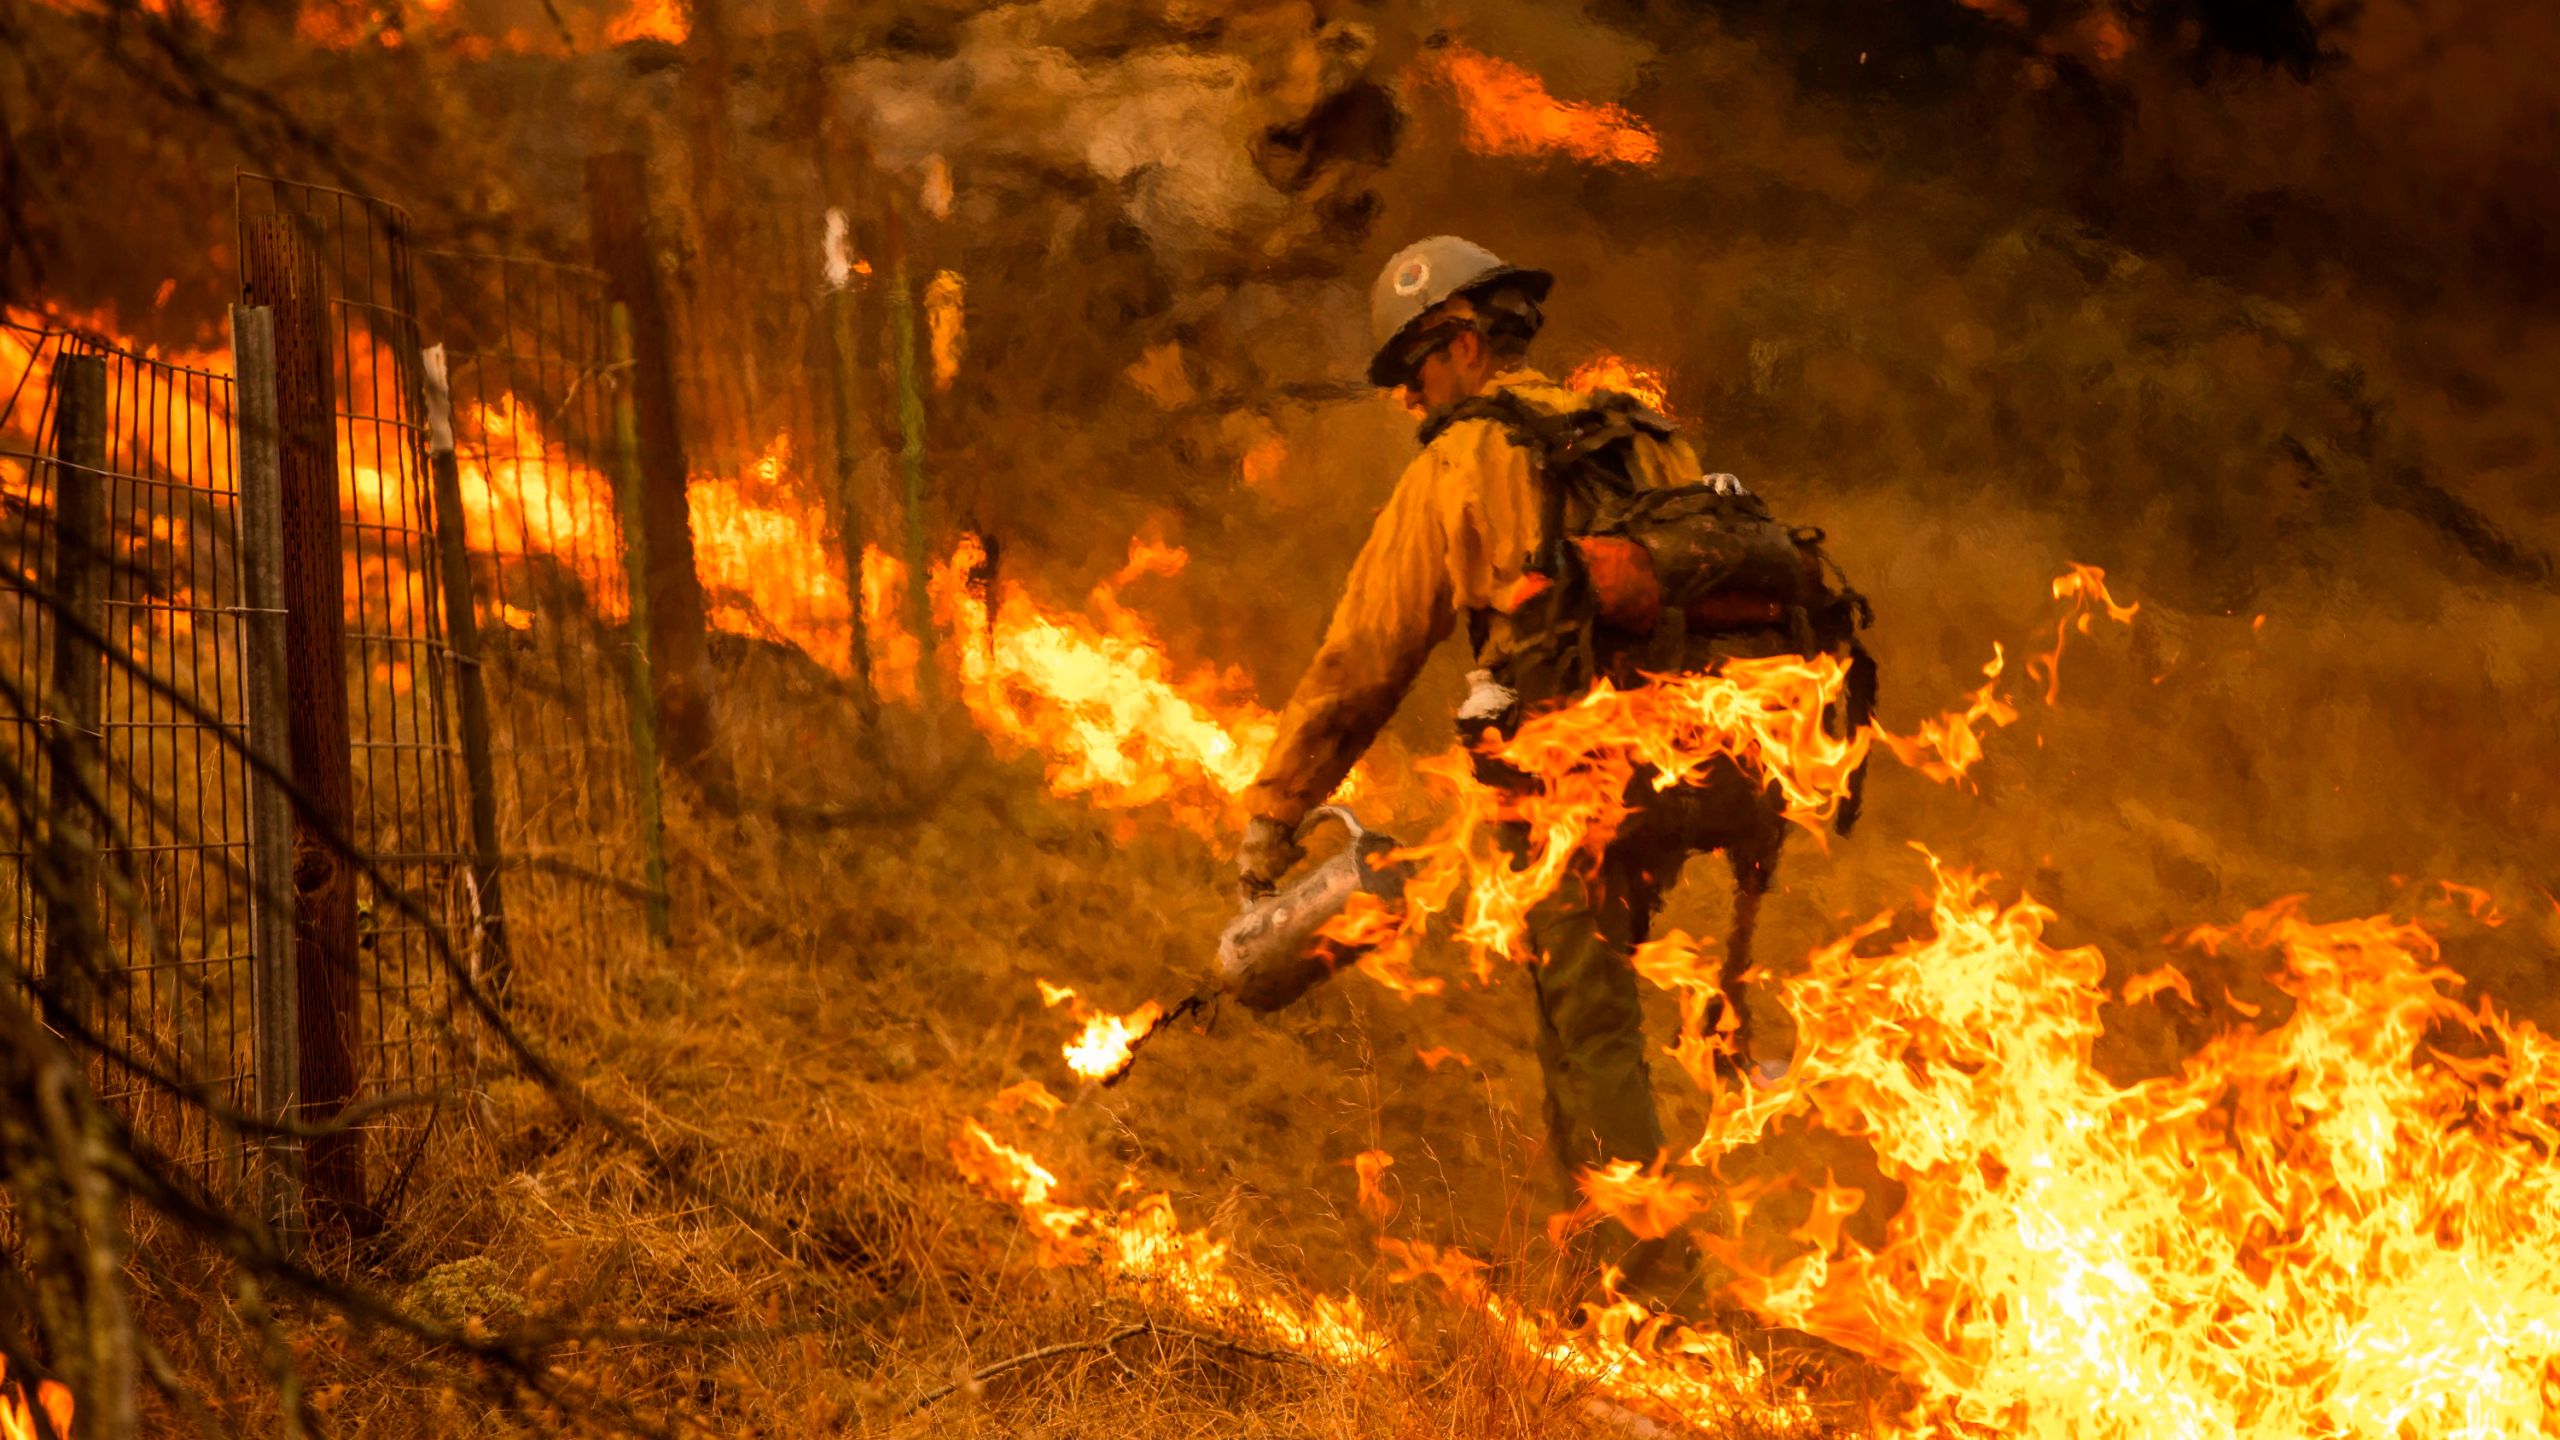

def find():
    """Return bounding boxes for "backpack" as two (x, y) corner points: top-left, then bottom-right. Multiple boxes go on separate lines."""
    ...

(1428, 387), (1880, 834)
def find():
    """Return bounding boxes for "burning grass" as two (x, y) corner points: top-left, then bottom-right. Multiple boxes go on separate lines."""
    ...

(98, 475), (2553, 1437)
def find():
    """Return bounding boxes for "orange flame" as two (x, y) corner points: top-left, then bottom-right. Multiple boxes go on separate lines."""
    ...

(0, 1359), (72, 1440)
(1352, 1149), (1398, 1225)
(2027, 561), (2140, 704)
(1877, 641), (2021, 784)
(930, 534), (1288, 835)
(1362, 654), (1870, 989)
(1880, 564), (2137, 782)
(1424, 43), (1662, 166)
(951, 1121), (1394, 1366)
(1677, 857), (2560, 1437)
(1567, 353), (1673, 415)
(1577, 1159), (1711, 1242)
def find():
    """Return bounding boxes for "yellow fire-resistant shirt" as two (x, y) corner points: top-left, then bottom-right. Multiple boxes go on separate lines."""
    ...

(1242, 369), (1709, 827)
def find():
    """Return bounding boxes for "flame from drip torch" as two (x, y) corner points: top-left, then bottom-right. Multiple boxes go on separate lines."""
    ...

(1063, 1000), (1166, 1084)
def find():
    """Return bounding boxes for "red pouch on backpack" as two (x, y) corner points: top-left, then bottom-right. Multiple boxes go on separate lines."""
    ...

(1573, 535), (1662, 635)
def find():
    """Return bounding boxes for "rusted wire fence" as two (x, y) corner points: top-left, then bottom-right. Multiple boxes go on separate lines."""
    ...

(0, 317), (268, 1203)
(0, 174), (669, 1238)
(414, 249), (653, 953)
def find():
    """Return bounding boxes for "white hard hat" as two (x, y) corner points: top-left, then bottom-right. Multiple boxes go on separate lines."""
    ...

(1367, 235), (1553, 387)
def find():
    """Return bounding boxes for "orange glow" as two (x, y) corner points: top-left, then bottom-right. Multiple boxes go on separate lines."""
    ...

(1567, 353), (1673, 415)
(604, 0), (686, 45)
(1424, 44), (1662, 166)
(858, 545), (921, 702)
(0, 1359), (72, 1440)
(1414, 1046), (1474, 1071)
(989, 1079), (1066, 1120)
(924, 271), (965, 392)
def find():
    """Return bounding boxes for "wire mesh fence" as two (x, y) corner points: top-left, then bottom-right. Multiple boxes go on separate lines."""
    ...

(414, 249), (650, 952)
(0, 317), (266, 1199)
(1, 171), (667, 1231)
(235, 175), (478, 1191)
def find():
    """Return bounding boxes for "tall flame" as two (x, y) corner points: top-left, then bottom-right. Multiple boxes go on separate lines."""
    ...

(930, 533), (1283, 835)
(1678, 859), (2560, 1440)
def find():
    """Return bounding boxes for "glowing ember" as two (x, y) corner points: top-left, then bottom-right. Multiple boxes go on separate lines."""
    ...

(1423, 43), (1663, 167)
(1568, 353), (1673, 415)
(0, 1359), (72, 1440)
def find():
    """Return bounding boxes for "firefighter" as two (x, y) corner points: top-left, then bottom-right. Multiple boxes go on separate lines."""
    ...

(1232, 235), (1753, 1309)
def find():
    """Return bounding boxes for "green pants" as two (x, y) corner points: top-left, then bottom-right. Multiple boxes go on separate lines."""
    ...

(1523, 833), (1677, 1179)
(1515, 793), (1778, 1314)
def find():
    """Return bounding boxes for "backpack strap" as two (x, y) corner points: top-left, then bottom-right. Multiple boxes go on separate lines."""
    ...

(1419, 388), (1667, 576)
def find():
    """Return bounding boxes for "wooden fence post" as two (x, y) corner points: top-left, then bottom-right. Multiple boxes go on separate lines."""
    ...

(417, 345), (510, 988)
(231, 304), (306, 1249)
(608, 304), (674, 949)
(241, 215), (368, 1235)
(584, 150), (730, 797)
(39, 353), (108, 1018)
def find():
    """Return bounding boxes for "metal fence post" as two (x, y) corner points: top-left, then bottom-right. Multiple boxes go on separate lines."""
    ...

(585, 150), (730, 797)
(820, 205), (880, 725)
(418, 345), (510, 988)
(231, 305), (306, 1250)
(608, 304), (673, 949)
(242, 216), (368, 1234)
(39, 353), (108, 1018)
(884, 200), (938, 711)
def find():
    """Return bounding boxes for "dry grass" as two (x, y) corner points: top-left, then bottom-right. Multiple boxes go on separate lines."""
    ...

(124, 462), (2557, 1436)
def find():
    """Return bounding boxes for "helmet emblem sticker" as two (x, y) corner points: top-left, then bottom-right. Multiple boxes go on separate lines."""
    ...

(1392, 258), (1431, 296)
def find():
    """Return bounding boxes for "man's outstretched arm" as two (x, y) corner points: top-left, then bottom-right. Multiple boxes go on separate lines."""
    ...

(1240, 454), (1460, 840)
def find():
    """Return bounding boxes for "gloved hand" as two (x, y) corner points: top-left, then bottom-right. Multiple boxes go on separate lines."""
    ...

(1234, 815), (1306, 902)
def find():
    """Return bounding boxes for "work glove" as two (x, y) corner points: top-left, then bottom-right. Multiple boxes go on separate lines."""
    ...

(1234, 815), (1305, 903)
